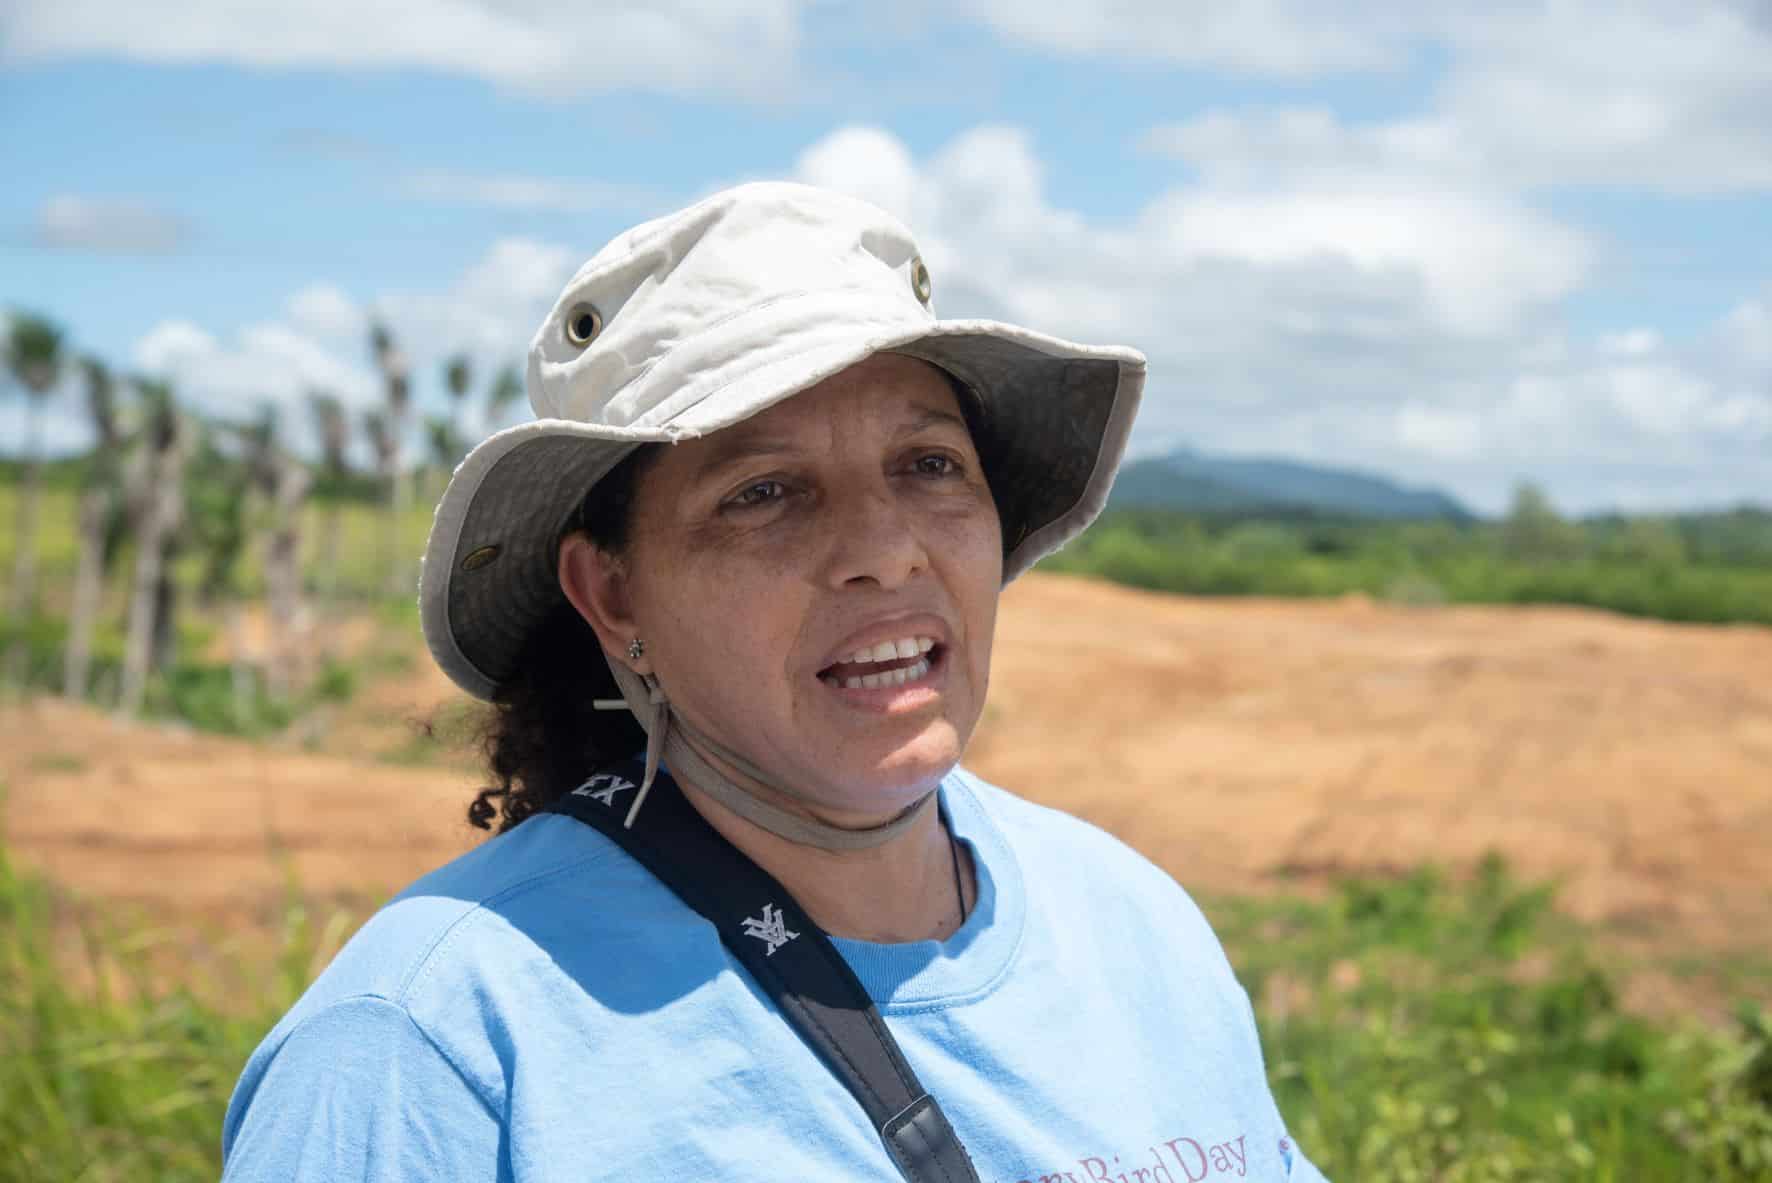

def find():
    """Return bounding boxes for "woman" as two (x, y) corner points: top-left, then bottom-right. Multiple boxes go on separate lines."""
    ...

(222, 183), (1329, 1181)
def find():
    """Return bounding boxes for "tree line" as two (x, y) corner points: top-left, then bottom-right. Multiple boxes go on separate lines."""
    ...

(1, 307), (524, 720)
(1043, 489), (1772, 627)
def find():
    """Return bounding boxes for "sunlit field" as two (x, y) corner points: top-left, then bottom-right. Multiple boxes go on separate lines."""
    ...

(3, 473), (1770, 1181)
(5, 842), (1769, 1182)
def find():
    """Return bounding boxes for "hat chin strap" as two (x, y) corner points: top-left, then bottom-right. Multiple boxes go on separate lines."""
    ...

(593, 656), (935, 851)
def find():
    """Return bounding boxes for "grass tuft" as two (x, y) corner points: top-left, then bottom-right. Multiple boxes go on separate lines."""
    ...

(1204, 855), (1772, 1181)
(1, 839), (1767, 1179)
(0, 843), (351, 1182)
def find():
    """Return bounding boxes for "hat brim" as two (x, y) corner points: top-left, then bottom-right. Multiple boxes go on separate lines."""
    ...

(420, 318), (1144, 701)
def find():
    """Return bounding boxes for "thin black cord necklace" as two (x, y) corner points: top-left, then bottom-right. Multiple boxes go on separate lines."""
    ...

(948, 830), (968, 927)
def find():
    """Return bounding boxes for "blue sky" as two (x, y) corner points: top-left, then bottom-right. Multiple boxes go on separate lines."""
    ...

(3, 1), (1769, 515)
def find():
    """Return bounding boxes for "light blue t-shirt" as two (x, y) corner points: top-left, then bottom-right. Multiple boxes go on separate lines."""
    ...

(222, 767), (1328, 1182)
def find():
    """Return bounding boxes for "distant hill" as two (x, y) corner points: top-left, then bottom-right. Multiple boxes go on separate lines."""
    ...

(1110, 447), (1474, 520)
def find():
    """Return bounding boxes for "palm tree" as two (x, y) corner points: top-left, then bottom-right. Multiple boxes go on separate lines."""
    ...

(362, 408), (398, 602)
(425, 414), (464, 471)
(188, 419), (256, 723)
(3, 310), (67, 688)
(369, 321), (411, 597)
(307, 390), (350, 615)
(242, 406), (311, 699)
(485, 363), (523, 436)
(444, 354), (472, 428)
(62, 357), (126, 699)
(117, 378), (188, 718)
(439, 354), (473, 496)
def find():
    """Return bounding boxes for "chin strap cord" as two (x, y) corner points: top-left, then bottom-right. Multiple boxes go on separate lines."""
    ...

(592, 655), (935, 850)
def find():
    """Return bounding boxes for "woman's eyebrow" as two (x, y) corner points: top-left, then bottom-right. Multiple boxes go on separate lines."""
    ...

(691, 407), (971, 481)
(892, 407), (969, 440)
(690, 436), (801, 485)
(691, 406), (970, 485)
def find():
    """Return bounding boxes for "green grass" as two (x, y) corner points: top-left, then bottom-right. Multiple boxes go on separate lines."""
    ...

(1042, 511), (1772, 628)
(0, 485), (82, 584)
(0, 485), (432, 608)
(0, 610), (357, 737)
(1200, 855), (1772, 1181)
(0, 840), (354, 1182)
(3, 838), (1766, 1181)
(0, 481), (410, 734)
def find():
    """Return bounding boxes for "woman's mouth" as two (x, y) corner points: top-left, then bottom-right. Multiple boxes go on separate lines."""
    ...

(817, 635), (942, 690)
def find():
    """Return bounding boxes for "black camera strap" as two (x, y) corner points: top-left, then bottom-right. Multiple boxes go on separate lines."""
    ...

(547, 760), (980, 1183)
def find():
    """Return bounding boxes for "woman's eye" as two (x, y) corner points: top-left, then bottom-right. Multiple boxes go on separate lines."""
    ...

(913, 454), (959, 477)
(730, 479), (786, 507)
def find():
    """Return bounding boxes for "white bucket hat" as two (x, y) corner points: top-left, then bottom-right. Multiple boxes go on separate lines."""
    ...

(419, 181), (1146, 706)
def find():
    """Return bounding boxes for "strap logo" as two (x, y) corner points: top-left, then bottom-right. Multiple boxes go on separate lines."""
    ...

(570, 772), (637, 808)
(740, 903), (800, 957)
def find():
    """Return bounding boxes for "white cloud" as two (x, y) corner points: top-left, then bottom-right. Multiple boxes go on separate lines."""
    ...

(286, 283), (363, 345)
(1427, 319), (1772, 510)
(796, 122), (1584, 339)
(400, 170), (663, 214)
(379, 236), (577, 361)
(2, 0), (809, 100)
(1137, 107), (1473, 184)
(118, 234), (579, 465)
(963, 0), (1434, 76)
(1597, 329), (1663, 358)
(134, 321), (218, 372)
(1396, 404), (1483, 460)
(1721, 296), (1772, 369)
(1143, 184), (1590, 335)
(794, 128), (920, 230)
(1599, 360), (1716, 437)
(132, 316), (380, 440)
(34, 195), (188, 254)
(1132, 3), (1772, 195)
(790, 123), (1770, 513)
(33, 111), (1760, 513)
(1432, 2), (1772, 194)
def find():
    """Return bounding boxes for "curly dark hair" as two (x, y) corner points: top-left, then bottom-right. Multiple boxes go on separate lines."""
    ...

(466, 445), (660, 834)
(466, 368), (1004, 835)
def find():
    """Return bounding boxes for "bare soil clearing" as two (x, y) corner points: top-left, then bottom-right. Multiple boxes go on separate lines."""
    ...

(970, 576), (1772, 959)
(5, 573), (1769, 986)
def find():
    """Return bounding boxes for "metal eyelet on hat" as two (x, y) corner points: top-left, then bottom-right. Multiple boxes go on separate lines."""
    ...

(564, 302), (603, 348)
(911, 256), (932, 306)
(461, 544), (501, 572)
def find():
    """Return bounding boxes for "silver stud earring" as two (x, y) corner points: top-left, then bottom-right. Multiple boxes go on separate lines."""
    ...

(627, 638), (645, 661)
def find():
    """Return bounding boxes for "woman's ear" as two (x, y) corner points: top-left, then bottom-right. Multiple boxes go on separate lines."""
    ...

(558, 533), (644, 671)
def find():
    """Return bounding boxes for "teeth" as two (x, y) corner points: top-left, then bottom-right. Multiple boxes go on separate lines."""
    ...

(845, 636), (940, 666)
(832, 656), (932, 691)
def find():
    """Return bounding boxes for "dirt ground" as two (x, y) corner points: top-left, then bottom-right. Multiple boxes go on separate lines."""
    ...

(4, 573), (1769, 1003)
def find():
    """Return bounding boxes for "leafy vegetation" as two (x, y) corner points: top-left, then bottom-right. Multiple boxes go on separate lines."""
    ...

(1044, 491), (1772, 627)
(1204, 856), (1772, 1181)
(0, 838), (348, 1182)
(0, 308), (495, 735)
(2, 836), (1766, 1181)
(0, 480), (420, 735)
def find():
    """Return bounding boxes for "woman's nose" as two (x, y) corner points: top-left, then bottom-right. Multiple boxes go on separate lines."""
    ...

(822, 485), (929, 590)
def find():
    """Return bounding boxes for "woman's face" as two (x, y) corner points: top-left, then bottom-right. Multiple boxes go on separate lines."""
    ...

(568, 352), (1003, 822)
